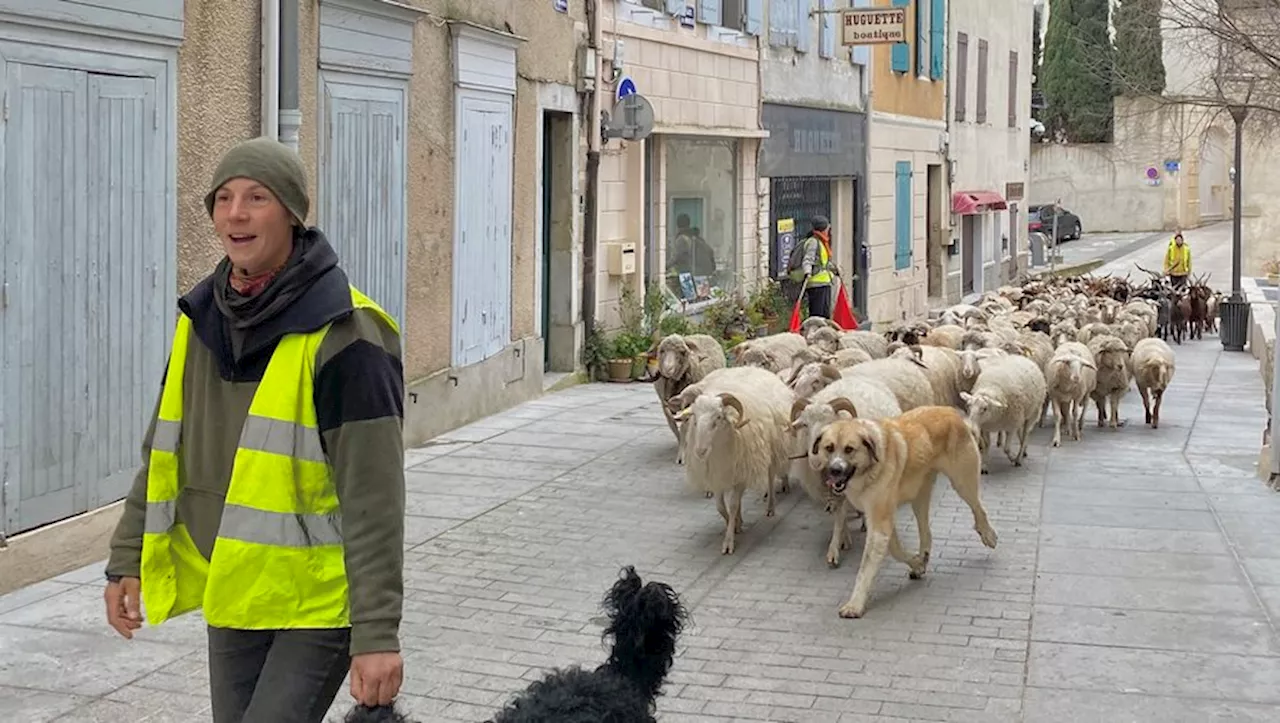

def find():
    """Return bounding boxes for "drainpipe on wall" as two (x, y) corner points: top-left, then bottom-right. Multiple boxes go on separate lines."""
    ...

(261, 0), (280, 139)
(278, 0), (302, 154)
(941, 0), (952, 282)
(583, 0), (603, 353)
(860, 41), (874, 320)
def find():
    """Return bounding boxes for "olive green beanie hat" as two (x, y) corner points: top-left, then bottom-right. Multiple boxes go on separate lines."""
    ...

(204, 136), (309, 224)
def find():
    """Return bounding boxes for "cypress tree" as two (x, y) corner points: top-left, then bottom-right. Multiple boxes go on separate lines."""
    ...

(1040, 0), (1116, 142)
(1113, 0), (1167, 96)
(1032, 5), (1044, 78)
(1032, 5), (1045, 122)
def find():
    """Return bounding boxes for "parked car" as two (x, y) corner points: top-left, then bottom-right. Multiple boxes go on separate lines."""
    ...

(1028, 204), (1082, 242)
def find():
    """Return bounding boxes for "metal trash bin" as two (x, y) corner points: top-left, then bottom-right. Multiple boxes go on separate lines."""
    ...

(1029, 231), (1048, 267)
(1220, 297), (1251, 352)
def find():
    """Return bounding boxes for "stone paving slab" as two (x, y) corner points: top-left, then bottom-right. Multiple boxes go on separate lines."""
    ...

(3, 316), (1279, 720)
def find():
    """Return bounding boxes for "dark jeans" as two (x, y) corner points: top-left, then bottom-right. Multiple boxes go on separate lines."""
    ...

(1170, 273), (1188, 289)
(208, 626), (352, 723)
(804, 284), (833, 319)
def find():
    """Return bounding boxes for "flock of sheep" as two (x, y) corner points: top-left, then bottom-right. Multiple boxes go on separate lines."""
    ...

(652, 274), (1186, 583)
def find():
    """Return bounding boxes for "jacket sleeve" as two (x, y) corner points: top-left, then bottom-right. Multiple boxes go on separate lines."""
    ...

(104, 367), (166, 579)
(802, 237), (817, 275)
(315, 308), (406, 657)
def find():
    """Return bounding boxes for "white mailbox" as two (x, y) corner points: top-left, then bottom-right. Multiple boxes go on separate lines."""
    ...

(605, 241), (637, 276)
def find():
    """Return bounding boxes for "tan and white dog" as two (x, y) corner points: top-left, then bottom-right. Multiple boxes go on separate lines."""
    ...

(808, 405), (999, 619)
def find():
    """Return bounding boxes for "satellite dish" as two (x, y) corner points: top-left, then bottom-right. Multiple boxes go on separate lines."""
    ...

(603, 93), (655, 142)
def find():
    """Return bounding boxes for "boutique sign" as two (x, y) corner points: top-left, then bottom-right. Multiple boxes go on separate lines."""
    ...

(841, 8), (907, 45)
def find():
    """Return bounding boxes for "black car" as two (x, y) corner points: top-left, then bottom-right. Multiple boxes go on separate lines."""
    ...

(1028, 204), (1082, 242)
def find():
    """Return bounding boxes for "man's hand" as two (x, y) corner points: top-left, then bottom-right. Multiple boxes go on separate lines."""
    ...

(104, 577), (143, 639)
(350, 651), (403, 706)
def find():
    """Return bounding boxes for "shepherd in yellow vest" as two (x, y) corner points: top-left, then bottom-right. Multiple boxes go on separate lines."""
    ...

(102, 137), (406, 723)
(1164, 231), (1192, 288)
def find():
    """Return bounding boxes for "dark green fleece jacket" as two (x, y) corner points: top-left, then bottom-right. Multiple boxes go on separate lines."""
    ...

(105, 229), (406, 657)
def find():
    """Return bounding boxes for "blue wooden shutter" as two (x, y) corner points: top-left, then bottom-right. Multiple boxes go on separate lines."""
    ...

(664, 0), (683, 15)
(894, 161), (913, 270)
(891, 44), (910, 72)
(744, 0), (763, 34)
(891, 0), (910, 72)
(916, 0), (928, 75)
(770, 0), (797, 46)
(322, 80), (408, 331)
(819, 0), (835, 58)
(850, 0), (871, 66)
(929, 0), (946, 79)
(796, 0), (811, 53)
(698, 0), (721, 25)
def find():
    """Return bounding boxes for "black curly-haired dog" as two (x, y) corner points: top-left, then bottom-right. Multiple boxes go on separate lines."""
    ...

(338, 565), (688, 723)
(340, 704), (412, 723)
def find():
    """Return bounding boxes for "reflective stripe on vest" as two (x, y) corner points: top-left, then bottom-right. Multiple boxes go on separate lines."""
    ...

(139, 285), (398, 630)
(810, 235), (833, 285)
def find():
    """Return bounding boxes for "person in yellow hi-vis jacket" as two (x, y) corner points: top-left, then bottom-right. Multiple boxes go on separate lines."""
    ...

(1164, 231), (1192, 288)
(102, 137), (406, 723)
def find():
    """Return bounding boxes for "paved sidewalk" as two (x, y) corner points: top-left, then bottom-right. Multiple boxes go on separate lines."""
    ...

(3, 336), (1279, 721)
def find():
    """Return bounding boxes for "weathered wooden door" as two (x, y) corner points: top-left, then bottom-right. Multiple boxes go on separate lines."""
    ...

(319, 74), (407, 332)
(2, 61), (167, 536)
(452, 90), (513, 368)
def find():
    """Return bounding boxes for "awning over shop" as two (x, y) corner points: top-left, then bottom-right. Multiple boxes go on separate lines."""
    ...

(951, 190), (1009, 215)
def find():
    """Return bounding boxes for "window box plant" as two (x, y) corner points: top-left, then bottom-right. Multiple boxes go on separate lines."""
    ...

(1263, 256), (1280, 285)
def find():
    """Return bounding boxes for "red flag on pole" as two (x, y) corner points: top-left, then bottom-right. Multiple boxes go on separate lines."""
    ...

(832, 279), (860, 330)
(788, 294), (804, 333)
(788, 276), (809, 333)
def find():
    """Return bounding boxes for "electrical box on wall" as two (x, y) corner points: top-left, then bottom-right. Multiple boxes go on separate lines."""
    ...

(577, 46), (597, 93)
(605, 242), (637, 276)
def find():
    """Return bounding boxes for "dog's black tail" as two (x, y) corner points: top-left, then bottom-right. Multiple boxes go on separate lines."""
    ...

(599, 565), (689, 704)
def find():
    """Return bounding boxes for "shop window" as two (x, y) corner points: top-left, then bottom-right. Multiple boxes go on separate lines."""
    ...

(663, 137), (739, 305)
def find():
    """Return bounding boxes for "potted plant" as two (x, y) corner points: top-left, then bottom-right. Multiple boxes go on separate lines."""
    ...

(619, 331), (655, 380)
(601, 331), (647, 382)
(581, 329), (610, 381)
(603, 336), (632, 382)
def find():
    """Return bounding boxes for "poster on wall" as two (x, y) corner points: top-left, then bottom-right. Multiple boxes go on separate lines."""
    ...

(776, 218), (796, 279)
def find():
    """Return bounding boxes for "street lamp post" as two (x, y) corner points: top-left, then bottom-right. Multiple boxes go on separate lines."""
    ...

(1230, 104), (1247, 304)
(1219, 74), (1258, 353)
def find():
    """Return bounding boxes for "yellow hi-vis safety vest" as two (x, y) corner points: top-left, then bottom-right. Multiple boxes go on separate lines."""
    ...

(810, 234), (833, 285)
(139, 285), (398, 630)
(1165, 240), (1191, 276)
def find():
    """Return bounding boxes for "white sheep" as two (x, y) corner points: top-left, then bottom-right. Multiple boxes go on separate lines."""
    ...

(1087, 334), (1132, 429)
(843, 355), (935, 411)
(673, 366), (795, 554)
(940, 303), (987, 328)
(838, 330), (889, 359)
(653, 333), (727, 462)
(889, 345), (965, 408)
(799, 315), (840, 338)
(1044, 342), (1098, 447)
(787, 361), (846, 399)
(956, 346), (1009, 393)
(782, 345), (872, 379)
(732, 332), (808, 372)
(960, 354), (1048, 471)
(787, 378), (902, 568)
(806, 326), (843, 355)
(1130, 337), (1176, 428)
(918, 323), (966, 349)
